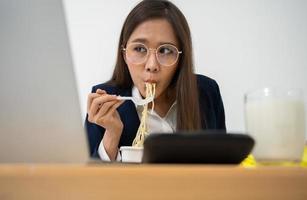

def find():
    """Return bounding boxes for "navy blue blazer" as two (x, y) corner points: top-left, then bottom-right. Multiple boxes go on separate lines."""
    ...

(85, 74), (226, 158)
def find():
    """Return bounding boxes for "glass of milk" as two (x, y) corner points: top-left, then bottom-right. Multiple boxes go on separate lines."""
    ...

(245, 88), (305, 163)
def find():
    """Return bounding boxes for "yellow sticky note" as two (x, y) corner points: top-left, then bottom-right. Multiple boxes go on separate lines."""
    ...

(241, 146), (307, 167)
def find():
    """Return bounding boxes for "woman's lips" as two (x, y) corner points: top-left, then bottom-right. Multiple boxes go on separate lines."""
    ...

(144, 74), (157, 83)
(144, 79), (157, 84)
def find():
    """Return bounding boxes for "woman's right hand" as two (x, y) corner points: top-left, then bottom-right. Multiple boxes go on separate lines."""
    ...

(87, 89), (124, 148)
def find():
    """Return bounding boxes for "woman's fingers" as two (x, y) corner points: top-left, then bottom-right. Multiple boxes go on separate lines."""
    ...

(104, 100), (124, 118)
(87, 89), (125, 125)
(96, 100), (124, 126)
(87, 93), (101, 113)
(96, 100), (117, 117)
(87, 89), (107, 112)
(99, 99), (124, 118)
(96, 89), (106, 95)
(89, 94), (118, 117)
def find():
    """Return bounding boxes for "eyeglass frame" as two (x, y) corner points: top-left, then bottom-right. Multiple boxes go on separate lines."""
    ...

(122, 42), (183, 67)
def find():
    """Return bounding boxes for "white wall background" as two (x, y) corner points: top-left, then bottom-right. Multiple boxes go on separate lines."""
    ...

(63, 0), (307, 137)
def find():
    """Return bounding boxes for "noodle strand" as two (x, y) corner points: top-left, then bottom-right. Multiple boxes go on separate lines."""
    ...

(132, 83), (156, 147)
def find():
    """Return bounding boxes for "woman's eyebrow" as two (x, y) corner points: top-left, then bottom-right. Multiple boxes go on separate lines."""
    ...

(130, 38), (148, 43)
(130, 38), (178, 47)
(158, 42), (177, 46)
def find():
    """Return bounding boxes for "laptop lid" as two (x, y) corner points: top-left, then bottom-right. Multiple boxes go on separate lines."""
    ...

(0, 0), (89, 163)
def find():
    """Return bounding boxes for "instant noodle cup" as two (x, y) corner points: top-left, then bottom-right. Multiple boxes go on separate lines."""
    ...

(120, 146), (143, 163)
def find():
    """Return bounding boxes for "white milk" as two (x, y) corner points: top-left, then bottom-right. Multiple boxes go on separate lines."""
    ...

(245, 98), (305, 161)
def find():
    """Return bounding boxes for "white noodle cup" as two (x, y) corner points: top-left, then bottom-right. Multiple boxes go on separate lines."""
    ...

(120, 146), (144, 163)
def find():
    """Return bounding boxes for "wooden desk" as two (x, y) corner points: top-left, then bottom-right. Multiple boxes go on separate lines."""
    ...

(0, 164), (306, 200)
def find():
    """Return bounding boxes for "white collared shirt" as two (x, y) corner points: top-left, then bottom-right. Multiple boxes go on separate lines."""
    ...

(98, 86), (177, 161)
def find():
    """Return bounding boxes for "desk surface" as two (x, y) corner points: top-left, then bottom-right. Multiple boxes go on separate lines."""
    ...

(0, 164), (307, 200)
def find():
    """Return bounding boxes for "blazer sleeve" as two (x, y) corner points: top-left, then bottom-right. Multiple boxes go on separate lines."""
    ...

(212, 80), (226, 130)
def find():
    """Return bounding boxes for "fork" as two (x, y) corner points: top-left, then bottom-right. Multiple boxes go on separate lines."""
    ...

(117, 96), (154, 106)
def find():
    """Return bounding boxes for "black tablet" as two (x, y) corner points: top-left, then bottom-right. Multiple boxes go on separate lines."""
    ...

(142, 131), (255, 164)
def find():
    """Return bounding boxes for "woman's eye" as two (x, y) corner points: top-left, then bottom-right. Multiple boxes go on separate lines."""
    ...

(159, 47), (173, 55)
(134, 46), (147, 53)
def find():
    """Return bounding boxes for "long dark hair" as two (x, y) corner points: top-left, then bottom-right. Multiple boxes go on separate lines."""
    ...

(108, 0), (202, 130)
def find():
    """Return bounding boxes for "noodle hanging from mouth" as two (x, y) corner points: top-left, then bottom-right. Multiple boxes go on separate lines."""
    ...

(132, 83), (156, 147)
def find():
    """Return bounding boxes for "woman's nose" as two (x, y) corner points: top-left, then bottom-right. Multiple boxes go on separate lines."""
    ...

(145, 51), (160, 72)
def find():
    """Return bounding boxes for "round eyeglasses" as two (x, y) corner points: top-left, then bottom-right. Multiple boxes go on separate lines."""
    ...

(123, 43), (182, 67)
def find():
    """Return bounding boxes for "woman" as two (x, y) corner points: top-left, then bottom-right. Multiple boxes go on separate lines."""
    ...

(86, 0), (226, 161)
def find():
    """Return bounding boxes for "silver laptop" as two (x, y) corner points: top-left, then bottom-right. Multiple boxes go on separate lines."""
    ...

(0, 0), (90, 163)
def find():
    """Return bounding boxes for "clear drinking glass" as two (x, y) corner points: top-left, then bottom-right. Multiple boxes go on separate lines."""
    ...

(245, 88), (305, 163)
